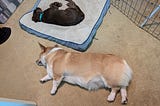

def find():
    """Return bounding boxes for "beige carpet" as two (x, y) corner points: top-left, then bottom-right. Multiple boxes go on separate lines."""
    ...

(0, 0), (160, 106)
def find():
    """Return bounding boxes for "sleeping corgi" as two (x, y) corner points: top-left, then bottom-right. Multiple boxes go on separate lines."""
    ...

(36, 43), (133, 104)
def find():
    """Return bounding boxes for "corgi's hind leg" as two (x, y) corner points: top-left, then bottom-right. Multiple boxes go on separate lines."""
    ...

(120, 87), (128, 104)
(107, 87), (120, 102)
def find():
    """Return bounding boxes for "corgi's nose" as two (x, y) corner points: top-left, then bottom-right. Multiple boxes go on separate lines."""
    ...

(36, 60), (43, 66)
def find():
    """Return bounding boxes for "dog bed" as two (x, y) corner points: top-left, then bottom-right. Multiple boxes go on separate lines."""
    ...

(19, 0), (110, 51)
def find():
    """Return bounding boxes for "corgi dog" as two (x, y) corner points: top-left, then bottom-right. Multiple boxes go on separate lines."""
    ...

(36, 43), (133, 104)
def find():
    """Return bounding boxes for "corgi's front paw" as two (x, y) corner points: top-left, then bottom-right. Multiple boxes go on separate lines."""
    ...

(40, 80), (46, 84)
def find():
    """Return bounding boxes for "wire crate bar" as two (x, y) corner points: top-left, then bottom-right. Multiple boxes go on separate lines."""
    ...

(111, 0), (160, 40)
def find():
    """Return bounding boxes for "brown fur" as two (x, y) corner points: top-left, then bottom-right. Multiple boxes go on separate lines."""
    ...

(36, 44), (132, 104)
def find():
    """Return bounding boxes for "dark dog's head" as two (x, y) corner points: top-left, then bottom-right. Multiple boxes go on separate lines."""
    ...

(32, 7), (43, 22)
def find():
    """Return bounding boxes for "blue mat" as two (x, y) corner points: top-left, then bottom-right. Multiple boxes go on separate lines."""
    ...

(20, 0), (110, 51)
(0, 98), (36, 106)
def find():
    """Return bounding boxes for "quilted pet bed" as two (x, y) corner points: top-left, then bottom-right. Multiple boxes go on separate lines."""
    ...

(19, 0), (110, 51)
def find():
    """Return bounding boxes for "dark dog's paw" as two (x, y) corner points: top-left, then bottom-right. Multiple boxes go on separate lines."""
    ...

(54, 2), (62, 7)
(65, 0), (73, 2)
(67, 2), (75, 8)
(50, 2), (62, 8)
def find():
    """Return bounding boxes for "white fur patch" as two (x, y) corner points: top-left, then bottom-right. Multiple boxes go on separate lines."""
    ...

(107, 91), (116, 101)
(40, 55), (46, 66)
(63, 75), (86, 87)
(48, 47), (62, 55)
(46, 64), (53, 78)
(40, 47), (62, 67)
(54, 0), (69, 10)
(63, 72), (108, 90)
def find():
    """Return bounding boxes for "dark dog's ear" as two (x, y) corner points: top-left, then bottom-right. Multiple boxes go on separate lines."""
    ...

(35, 7), (42, 13)
(32, 7), (42, 22)
(38, 42), (46, 52)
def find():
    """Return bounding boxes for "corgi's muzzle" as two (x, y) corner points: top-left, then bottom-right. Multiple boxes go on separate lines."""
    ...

(36, 60), (43, 66)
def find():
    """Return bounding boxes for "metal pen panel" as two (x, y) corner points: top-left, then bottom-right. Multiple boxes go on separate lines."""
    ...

(111, 0), (160, 40)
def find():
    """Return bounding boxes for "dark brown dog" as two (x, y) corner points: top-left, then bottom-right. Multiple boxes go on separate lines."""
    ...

(32, 0), (85, 26)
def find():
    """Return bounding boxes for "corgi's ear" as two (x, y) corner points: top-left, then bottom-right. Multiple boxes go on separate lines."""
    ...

(38, 42), (46, 52)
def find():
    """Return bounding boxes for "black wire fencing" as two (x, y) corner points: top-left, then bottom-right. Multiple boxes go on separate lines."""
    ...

(111, 0), (160, 40)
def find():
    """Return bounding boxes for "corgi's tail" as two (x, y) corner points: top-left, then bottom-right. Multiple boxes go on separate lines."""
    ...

(119, 60), (133, 87)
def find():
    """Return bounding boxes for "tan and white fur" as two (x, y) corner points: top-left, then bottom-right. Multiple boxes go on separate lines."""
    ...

(36, 43), (133, 104)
